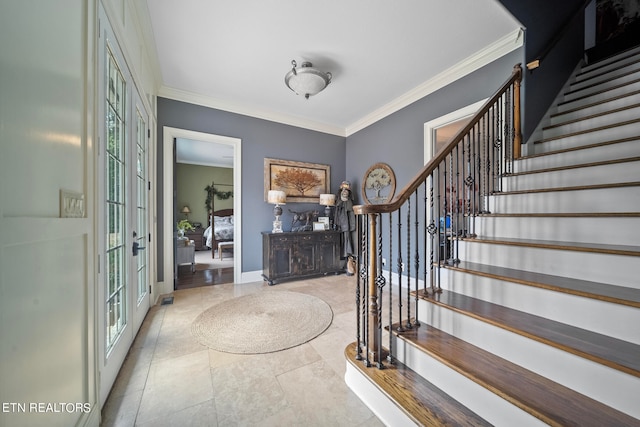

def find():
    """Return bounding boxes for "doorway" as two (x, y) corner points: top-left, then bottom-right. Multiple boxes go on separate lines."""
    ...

(161, 128), (242, 296)
(175, 138), (235, 289)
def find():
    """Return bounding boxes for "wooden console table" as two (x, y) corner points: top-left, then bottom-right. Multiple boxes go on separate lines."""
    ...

(262, 230), (342, 285)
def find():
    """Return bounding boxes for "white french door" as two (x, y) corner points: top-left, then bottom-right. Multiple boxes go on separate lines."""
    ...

(98, 7), (150, 405)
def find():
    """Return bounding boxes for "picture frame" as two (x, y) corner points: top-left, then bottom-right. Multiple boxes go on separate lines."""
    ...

(362, 162), (396, 205)
(264, 158), (330, 203)
(313, 221), (326, 231)
(318, 216), (330, 229)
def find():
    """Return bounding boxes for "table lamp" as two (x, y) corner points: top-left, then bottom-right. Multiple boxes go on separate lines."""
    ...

(267, 190), (287, 233)
(319, 193), (335, 218)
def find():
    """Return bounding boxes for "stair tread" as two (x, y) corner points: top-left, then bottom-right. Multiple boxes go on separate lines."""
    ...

(532, 117), (640, 144)
(418, 289), (640, 377)
(558, 75), (640, 106)
(392, 322), (640, 426)
(460, 236), (640, 257)
(494, 180), (640, 195)
(478, 212), (640, 217)
(521, 136), (639, 160)
(443, 261), (640, 308)
(344, 342), (491, 426)
(544, 103), (640, 131)
(551, 90), (640, 120)
(564, 68), (640, 97)
(507, 155), (640, 176)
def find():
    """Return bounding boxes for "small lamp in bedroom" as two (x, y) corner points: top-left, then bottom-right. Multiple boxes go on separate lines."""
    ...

(267, 190), (287, 233)
(181, 205), (191, 220)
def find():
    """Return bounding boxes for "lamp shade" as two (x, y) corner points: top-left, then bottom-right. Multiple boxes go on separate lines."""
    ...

(267, 190), (287, 205)
(181, 206), (191, 214)
(319, 194), (335, 206)
(285, 60), (332, 99)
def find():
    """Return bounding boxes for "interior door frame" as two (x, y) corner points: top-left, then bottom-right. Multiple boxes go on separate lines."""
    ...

(160, 127), (242, 295)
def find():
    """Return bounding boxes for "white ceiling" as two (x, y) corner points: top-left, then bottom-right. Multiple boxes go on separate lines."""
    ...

(176, 137), (234, 167)
(146, 0), (522, 138)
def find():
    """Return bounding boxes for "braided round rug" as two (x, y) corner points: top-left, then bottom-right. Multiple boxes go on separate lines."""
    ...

(191, 290), (333, 354)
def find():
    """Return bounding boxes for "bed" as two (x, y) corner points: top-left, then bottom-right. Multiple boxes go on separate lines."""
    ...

(204, 208), (234, 258)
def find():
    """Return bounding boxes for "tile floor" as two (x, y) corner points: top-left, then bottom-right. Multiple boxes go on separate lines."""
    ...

(101, 275), (384, 426)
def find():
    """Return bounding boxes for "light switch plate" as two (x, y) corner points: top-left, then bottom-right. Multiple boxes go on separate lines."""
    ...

(60, 189), (85, 218)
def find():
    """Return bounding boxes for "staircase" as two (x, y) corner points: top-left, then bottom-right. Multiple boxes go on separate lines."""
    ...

(345, 47), (640, 426)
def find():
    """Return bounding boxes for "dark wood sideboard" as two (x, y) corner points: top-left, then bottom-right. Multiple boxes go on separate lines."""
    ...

(262, 230), (342, 285)
(185, 228), (205, 251)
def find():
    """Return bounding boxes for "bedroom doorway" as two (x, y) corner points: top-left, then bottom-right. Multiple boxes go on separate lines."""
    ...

(161, 127), (242, 294)
(175, 140), (235, 289)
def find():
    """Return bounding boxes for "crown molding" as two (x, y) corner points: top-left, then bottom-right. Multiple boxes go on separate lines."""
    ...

(158, 28), (523, 139)
(345, 27), (524, 136)
(157, 86), (347, 137)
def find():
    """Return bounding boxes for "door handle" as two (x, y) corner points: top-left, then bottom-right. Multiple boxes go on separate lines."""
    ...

(132, 241), (146, 256)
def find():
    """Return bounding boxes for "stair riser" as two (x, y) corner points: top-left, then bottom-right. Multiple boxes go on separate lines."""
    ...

(549, 93), (640, 126)
(555, 80), (640, 113)
(571, 61), (640, 91)
(456, 240), (639, 288)
(391, 336), (548, 427)
(579, 47), (640, 77)
(473, 216), (640, 245)
(542, 106), (640, 139)
(413, 300), (640, 419)
(344, 365), (418, 427)
(514, 140), (640, 172)
(489, 186), (640, 214)
(439, 268), (640, 344)
(534, 121), (640, 152)
(563, 71), (640, 103)
(501, 161), (639, 191)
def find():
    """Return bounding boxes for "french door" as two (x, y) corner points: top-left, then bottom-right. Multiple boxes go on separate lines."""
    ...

(98, 7), (150, 404)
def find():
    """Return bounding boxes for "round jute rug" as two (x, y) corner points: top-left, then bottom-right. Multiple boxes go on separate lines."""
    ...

(191, 290), (333, 354)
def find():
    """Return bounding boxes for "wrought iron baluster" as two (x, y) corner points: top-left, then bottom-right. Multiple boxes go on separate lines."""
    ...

(413, 190), (420, 327)
(396, 209), (404, 332)
(375, 214), (385, 369)
(406, 198), (412, 329)
(355, 214), (363, 361)
(387, 212), (394, 364)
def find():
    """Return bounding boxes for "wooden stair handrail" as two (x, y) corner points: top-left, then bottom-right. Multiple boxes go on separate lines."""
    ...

(354, 64), (523, 216)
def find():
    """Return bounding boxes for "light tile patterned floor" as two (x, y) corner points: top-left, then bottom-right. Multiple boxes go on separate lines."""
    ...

(101, 275), (384, 426)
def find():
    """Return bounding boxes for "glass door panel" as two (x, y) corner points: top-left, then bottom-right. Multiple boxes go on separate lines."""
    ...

(105, 47), (127, 354)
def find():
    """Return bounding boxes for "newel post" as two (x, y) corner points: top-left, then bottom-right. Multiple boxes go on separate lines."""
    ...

(367, 213), (380, 362)
(513, 64), (523, 159)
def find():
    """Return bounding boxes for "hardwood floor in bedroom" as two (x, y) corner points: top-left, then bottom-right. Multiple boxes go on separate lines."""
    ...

(100, 274), (383, 426)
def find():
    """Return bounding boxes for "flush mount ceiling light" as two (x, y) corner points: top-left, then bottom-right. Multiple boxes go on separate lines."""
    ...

(284, 60), (332, 99)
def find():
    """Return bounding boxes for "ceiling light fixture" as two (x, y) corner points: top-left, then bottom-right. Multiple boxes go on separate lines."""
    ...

(284, 60), (332, 99)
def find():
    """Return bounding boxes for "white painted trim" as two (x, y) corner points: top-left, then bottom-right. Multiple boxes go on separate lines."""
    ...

(346, 28), (524, 136)
(241, 270), (264, 284)
(161, 127), (243, 295)
(158, 86), (346, 137)
(423, 98), (488, 165)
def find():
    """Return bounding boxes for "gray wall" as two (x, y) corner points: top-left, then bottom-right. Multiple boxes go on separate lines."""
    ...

(345, 50), (523, 203)
(499, 0), (586, 140)
(157, 99), (346, 277)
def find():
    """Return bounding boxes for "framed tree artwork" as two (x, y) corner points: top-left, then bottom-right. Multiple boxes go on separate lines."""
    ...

(362, 162), (396, 205)
(264, 158), (331, 203)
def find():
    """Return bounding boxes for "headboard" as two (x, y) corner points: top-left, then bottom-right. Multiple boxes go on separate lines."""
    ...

(210, 209), (234, 258)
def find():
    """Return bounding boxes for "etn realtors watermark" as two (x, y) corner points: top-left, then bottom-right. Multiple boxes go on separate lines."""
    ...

(3, 402), (92, 413)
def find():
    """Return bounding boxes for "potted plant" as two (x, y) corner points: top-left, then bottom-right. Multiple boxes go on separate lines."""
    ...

(176, 219), (194, 240)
